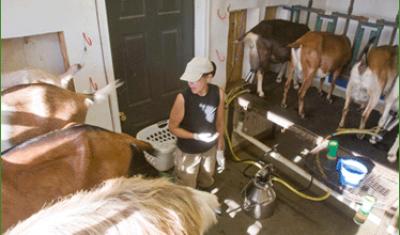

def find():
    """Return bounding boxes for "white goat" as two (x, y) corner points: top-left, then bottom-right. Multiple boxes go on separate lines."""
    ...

(5, 176), (220, 235)
(339, 46), (398, 135)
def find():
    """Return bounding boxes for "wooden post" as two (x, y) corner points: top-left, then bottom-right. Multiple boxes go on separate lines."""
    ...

(58, 32), (75, 91)
(226, 10), (247, 92)
(264, 6), (278, 20)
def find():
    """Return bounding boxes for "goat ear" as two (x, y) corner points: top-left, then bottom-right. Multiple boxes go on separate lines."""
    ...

(358, 55), (368, 75)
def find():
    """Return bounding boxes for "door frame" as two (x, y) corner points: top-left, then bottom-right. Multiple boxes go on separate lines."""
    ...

(95, 0), (210, 133)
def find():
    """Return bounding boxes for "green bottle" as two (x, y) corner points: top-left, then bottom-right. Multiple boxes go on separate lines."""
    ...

(324, 140), (338, 170)
(327, 140), (339, 160)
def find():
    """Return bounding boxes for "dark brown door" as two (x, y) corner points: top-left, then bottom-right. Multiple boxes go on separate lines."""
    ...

(106, 0), (194, 134)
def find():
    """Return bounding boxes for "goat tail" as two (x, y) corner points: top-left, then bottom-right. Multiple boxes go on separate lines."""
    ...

(86, 79), (123, 104)
(59, 64), (83, 89)
(357, 36), (377, 61)
(234, 32), (248, 44)
(288, 40), (302, 48)
(120, 132), (156, 154)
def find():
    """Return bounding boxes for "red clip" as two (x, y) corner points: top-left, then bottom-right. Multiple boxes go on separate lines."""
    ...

(217, 4), (230, 21)
(217, 8), (227, 20)
(216, 49), (226, 62)
(82, 32), (92, 47)
(89, 77), (98, 91)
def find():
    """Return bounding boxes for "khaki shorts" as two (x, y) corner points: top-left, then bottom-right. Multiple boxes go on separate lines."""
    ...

(174, 146), (216, 188)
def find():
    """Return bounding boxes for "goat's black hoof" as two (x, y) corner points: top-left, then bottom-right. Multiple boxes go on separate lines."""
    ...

(281, 103), (288, 109)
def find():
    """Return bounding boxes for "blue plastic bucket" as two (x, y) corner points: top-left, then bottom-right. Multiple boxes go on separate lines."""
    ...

(337, 158), (368, 188)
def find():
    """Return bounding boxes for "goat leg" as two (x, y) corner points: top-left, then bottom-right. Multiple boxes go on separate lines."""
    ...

(256, 70), (264, 97)
(387, 136), (399, 163)
(327, 69), (341, 104)
(298, 72), (314, 119)
(281, 61), (295, 109)
(276, 62), (287, 83)
(357, 95), (380, 139)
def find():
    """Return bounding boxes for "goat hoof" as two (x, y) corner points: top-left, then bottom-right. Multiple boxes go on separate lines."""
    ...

(319, 91), (324, 97)
(293, 84), (299, 90)
(258, 92), (265, 97)
(281, 103), (287, 109)
(276, 78), (282, 83)
(327, 97), (334, 104)
(356, 134), (365, 140)
(299, 113), (306, 119)
(369, 137), (377, 144)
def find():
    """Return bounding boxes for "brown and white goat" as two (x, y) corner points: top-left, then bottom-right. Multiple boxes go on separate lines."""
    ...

(338, 45), (398, 136)
(239, 19), (309, 97)
(1, 80), (122, 151)
(1, 64), (82, 91)
(2, 124), (158, 231)
(5, 176), (219, 235)
(281, 31), (352, 118)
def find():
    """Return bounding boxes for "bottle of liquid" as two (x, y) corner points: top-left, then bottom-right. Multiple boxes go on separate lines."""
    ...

(324, 140), (338, 171)
(353, 195), (376, 225)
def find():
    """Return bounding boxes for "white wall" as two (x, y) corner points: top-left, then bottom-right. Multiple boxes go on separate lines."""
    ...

(1, 0), (120, 132)
(2, 33), (65, 74)
(3, 0), (396, 128)
(328, 0), (398, 21)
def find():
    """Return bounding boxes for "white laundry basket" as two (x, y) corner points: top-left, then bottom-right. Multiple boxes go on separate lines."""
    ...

(136, 120), (177, 171)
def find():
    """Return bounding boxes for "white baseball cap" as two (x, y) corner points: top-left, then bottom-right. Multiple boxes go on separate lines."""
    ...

(180, 57), (213, 82)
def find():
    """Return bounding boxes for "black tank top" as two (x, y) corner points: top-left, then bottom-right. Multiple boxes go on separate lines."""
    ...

(177, 84), (220, 154)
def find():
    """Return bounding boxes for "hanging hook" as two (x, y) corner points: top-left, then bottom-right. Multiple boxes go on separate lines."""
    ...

(216, 49), (226, 62)
(82, 32), (93, 47)
(217, 8), (227, 20)
(89, 77), (98, 91)
(217, 4), (230, 20)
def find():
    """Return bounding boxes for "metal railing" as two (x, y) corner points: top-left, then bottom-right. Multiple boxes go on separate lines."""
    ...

(277, 5), (398, 87)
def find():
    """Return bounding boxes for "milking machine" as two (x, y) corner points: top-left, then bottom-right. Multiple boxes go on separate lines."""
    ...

(242, 164), (276, 219)
(224, 84), (333, 220)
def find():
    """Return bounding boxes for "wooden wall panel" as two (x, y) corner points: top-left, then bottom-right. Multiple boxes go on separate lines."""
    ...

(264, 6), (278, 20)
(226, 10), (247, 92)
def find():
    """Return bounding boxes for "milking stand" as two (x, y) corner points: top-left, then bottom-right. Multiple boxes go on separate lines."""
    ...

(224, 86), (398, 234)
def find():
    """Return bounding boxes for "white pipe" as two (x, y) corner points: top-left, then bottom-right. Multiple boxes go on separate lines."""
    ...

(233, 127), (346, 204)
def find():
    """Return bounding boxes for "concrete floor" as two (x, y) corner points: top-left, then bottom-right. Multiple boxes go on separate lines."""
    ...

(205, 149), (361, 235)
